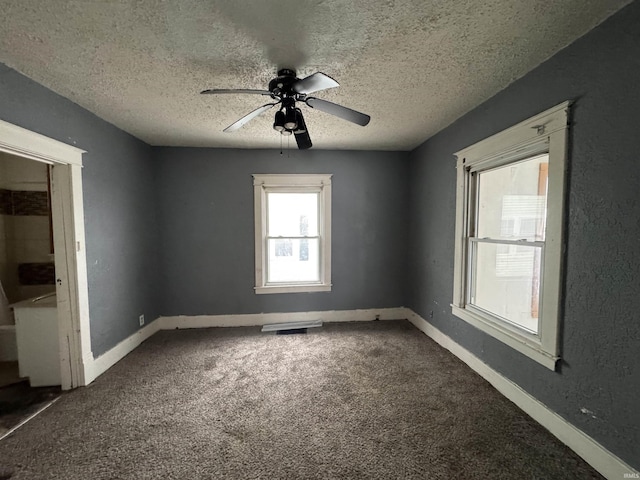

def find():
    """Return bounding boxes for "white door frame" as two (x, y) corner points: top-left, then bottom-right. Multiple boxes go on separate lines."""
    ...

(0, 119), (92, 390)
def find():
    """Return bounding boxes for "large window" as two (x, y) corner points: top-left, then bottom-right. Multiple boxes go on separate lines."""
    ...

(452, 102), (570, 370)
(253, 174), (331, 294)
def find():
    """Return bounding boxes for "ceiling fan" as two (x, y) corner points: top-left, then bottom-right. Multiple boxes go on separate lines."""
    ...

(201, 69), (370, 149)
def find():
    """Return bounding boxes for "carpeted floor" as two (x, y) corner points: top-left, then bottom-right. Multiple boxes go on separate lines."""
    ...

(0, 320), (602, 479)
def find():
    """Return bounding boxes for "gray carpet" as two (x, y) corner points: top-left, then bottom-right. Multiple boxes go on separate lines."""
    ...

(0, 320), (601, 479)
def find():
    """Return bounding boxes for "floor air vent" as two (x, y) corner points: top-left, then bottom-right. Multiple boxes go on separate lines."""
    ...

(262, 320), (322, 334)
(276, 328), (307, 335)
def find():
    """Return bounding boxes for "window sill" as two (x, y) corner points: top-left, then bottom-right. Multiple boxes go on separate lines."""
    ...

(451, 305), (559, 371)
(255, 284), (332, 295)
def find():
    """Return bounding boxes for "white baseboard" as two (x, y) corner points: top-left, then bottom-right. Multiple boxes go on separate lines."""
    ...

(405, 308), (638, 480)
(85, 320), (161, 384)
(159, 307), (407, 330)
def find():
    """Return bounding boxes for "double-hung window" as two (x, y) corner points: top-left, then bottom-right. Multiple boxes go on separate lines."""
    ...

(451, 102), (570, 370)
(253, 174), (332, 294)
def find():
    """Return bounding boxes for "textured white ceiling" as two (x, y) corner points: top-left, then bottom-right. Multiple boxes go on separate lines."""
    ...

(0, 0), (632, 150)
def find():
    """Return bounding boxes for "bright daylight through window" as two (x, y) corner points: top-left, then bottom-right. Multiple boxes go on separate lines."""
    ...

(452, 102), (570, 370)
(253, 174), (332, 294)
(471, 153), (548, 334)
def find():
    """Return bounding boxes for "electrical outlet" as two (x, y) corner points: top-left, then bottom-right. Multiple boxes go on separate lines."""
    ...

(375, 314), (380, 321)
(139, 314), (145, 326)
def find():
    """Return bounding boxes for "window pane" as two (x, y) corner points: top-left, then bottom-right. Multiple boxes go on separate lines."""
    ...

(477, 154), (548, 241)
(274, 239), (292, 257)
(267, 193), (318, 236)
(267, 238), (320, 283)
(470, 242), (541, 333)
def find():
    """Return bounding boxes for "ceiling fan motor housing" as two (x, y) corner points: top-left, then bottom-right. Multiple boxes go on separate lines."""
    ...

(268, 69), (298, 97)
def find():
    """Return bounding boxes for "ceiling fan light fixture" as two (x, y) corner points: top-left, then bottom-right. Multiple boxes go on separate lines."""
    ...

(281, 129), (292, 136)
(284, 107), (298, 130)
(293, 108), (307, 134)
(273, 110), (285, 132)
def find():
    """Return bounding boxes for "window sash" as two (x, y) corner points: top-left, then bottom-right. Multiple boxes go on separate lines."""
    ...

(466, 151), (547, 335)
(266, 235), (321, 240)
(265, 235), (323, 285)
(266, 237), (322, 284)
(467, 237), (544, 335)
(265, 190), (320, 237)
(468, 237), (544, 247)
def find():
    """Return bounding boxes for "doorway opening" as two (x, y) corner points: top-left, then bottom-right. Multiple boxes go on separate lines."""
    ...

(0, 119), (91, 394)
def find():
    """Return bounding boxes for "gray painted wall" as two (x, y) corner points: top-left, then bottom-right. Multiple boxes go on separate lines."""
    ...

(407, 1), (640, 469)
(0, 64), (161, 356)
(155, 148), (408, 316)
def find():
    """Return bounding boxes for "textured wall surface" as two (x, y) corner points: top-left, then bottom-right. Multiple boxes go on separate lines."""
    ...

(155, 147), (408, 316)
(0, 63), (161, 356)
(407, 1), (640, 469)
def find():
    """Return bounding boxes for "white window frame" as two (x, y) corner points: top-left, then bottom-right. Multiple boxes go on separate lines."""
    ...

(452, 101), (570, 370)
(253, 174), (332, 294)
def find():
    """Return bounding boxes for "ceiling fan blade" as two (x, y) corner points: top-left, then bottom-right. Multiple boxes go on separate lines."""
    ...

(295, 130), (312, 149)
(201, 88), (272, 96)
(223, 103), (279, 132)
(305, 97), (370, 126)
(293, 72), (339, 95)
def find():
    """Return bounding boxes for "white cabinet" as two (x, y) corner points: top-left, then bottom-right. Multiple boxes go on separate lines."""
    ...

(13, 294), (60, 387)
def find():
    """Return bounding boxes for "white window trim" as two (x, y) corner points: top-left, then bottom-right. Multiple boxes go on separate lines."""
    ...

(452, 101), (571, 370)
(253, 174), (332, 294)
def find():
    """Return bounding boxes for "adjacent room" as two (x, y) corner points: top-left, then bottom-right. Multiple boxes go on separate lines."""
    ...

(0, 1), (638, 478)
